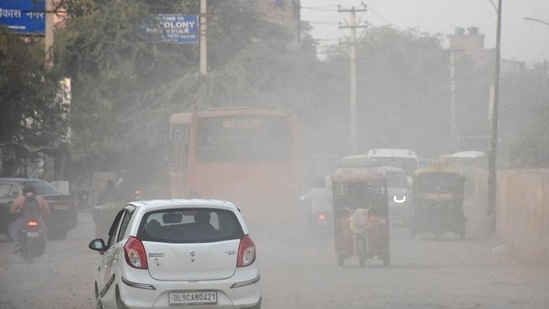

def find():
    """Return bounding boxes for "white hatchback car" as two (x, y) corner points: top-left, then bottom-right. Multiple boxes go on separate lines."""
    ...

(89, 199), (261, 309)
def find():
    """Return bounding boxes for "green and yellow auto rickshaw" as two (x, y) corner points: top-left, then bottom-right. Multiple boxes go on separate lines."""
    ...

(410, 162), (466, 239)
(332, 155), (390, 267)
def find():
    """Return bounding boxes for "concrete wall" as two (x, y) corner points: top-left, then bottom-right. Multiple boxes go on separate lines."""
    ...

(469, 169), (549, 264)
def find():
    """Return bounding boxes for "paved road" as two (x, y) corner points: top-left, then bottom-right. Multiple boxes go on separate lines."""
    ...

(0, 210), (548, 308)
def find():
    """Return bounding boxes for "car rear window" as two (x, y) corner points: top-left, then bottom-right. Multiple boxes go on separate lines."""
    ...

(137, 208), (244, 243)
(24, 180), (62, 195)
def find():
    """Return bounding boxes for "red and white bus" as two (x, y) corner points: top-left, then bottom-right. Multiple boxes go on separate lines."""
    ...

(168, 108), (301, 219)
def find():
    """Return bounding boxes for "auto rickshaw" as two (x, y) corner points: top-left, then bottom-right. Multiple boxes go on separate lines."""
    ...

(332, 155), (390, 267)
(409, 161), (466, 239)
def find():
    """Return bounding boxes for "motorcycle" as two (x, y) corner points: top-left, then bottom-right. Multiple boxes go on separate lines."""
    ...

(311, 211), (332, 234)
(19, 218), (46, 263)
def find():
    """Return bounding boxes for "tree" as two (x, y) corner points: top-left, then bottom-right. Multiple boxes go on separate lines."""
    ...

(500, 63), (549, 167)
(0, 27), (67, 174)
(54, 0), (319, 190)
(315, 26), (454, 158)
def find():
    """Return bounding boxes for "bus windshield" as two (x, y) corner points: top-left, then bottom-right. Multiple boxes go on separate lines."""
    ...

(196, 116), (293, 162)
(372, 157), (418, 177)
(385, 171), (408, 188)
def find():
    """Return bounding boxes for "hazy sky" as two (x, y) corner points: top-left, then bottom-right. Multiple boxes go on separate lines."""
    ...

(300, 0), (549, 64)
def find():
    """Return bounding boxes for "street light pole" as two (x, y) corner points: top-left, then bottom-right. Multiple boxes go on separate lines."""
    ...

(487, 0), (503, 236)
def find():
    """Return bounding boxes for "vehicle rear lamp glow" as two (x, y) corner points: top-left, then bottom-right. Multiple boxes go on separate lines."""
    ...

(27, 220), (39, 227)
(318, 213), (327, 221)
(124, 236), (148, 269)
(237, 235), (256, 267)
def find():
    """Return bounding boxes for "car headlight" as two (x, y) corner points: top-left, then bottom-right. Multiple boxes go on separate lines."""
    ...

(393, 195), (407, 204)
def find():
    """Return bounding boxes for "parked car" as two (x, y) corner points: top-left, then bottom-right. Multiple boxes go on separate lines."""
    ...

(0, 178), (77, 240)
(88, 199), (262, 309)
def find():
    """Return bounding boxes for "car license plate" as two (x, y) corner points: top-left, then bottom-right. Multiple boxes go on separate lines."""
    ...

(26, 231), (40, 238)
(168, 291), (217, 305)
(54, 204), (69, 210)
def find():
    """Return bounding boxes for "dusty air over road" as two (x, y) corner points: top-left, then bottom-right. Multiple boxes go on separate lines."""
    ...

(0, 209), (548, 308)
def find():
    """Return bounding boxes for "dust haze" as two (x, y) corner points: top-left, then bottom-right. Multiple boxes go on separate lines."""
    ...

(1, 1), (548, 308)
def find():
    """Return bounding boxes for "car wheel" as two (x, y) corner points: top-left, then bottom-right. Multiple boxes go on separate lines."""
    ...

(337, 254), (344, 267)
(409, 225), (417, 238)
(383, 252), (391, 267)
(459, 223), (466, 240)
(248, 298), (262, 309)
(2, 226), (11, 240)
(358, 256), (366, 268)
(95, 285), (104, 309)
(116, 287), (129, 309)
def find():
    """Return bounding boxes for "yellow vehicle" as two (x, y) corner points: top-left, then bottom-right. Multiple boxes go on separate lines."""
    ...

(410, 162), (466, 239)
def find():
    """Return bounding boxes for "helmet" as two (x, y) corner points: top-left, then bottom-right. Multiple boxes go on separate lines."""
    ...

(23, 184), (36, 194)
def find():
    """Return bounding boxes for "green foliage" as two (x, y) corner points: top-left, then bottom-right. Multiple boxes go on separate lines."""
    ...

(317, 27), (454, 157)
(54, 0), (316, 182)
(500, 65), (549, 167)
(54, 0), (549, 179)
(0, 27), (66, 149)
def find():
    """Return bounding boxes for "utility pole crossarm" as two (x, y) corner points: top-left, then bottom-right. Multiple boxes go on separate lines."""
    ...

(339, 25), (368, 29)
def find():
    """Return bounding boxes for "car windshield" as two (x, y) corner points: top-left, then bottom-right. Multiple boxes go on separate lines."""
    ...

(23, 180), (62, 195)
(372, 157), (418, 176)
(385, 171), (408, 188)
(137, 208), (244, 243)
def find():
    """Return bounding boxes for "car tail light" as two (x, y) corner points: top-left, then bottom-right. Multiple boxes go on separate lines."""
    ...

(318, 213), (327, 221)
(27, 220), (39, 227)
(237, 235), (256, 267)
(124, 236), (148, 269)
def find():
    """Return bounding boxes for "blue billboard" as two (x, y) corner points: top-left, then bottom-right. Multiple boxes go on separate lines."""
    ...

(0, 0), (45, 35)
(143, 14), (199, 44)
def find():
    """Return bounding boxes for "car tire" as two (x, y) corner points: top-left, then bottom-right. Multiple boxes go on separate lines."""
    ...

(337, 254), (344, 267)
(459, 223), (466, 240)
(383, 252), (391, 267)
(409, 225), (417, 238)
(95, 285), (104, 309)
(116, 287), (129, 309)
(358, 255), (366, 268)
(246, 298), (262, 309)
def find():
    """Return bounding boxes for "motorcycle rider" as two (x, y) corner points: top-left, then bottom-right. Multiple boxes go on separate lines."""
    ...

(302, 176), (333, 231)
(9, 184), (50, 253)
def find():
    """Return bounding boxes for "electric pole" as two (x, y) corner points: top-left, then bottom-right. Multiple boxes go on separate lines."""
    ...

(339, 4), (367, 155)
(450, 51), (457, 141)
(487, 0), (503, 236)
(200, 0), (207, 76)
(45, 0), (54, 67)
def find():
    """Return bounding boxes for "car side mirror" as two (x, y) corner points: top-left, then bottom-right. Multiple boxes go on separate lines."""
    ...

(89, 238), (107, 255)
